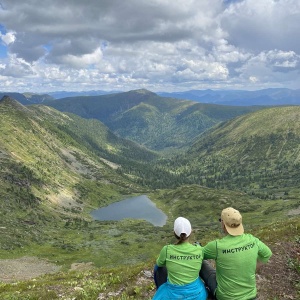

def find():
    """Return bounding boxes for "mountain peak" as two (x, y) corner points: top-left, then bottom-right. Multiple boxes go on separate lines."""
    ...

(131, 89), (156, 95)
(0, 95), (19, 105)
(0, 95), (30, 113)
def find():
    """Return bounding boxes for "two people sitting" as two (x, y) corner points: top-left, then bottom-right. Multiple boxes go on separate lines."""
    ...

(153, 207), (272, 300)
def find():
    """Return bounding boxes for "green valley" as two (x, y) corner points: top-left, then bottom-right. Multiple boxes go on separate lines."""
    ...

(0, 94), (299, 299)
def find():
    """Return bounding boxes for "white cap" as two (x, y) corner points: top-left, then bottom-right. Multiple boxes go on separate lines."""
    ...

(174, 217), (192, 237)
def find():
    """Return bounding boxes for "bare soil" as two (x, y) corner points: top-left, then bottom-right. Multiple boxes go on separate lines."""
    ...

(0, 256), (61, 283)
(256, 241), (299, 300)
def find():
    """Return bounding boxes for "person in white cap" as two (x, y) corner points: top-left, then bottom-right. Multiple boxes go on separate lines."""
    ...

(152, 217), (207, 300)
(202, 207), (272, 300)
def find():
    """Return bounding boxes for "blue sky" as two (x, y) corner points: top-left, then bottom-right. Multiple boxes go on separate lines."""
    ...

(0, 44), (6, 59)
(0, 0), (299, 93)
(0, 25), (7, 58)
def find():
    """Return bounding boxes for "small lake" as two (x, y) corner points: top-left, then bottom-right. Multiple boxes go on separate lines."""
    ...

(90, 195), (167, 226)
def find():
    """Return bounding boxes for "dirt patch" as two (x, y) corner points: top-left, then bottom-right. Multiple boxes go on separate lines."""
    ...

(70, 262), (95, 271)
(47, 189), (83, 211)
(99, 157), (120, 170)
(0, 149), (9, 159)
(288, 206), (300, 216)
(256, 241), (299, 299)
(60, 148), (96, 176)
(0, 256), (61, 283)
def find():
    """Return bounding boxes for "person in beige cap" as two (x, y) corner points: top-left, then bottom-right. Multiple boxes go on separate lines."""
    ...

(202, 207), (272, 300)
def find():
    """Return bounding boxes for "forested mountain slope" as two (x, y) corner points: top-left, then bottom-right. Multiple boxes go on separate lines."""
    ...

(164, 106), (300, 199)
(44, 89), (263, 151)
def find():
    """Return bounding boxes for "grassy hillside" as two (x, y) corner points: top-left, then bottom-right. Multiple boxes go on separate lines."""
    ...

(44, 89), (262, 151)
(0, 96), (158, 253)
(0, 96), (149, 192)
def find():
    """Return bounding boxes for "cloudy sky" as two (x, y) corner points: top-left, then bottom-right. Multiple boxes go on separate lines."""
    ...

(0, 0), (299, 93)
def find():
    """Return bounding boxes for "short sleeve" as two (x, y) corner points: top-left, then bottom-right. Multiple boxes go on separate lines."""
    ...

(203, 240), (218, 260)
(156, 245), (167, 267)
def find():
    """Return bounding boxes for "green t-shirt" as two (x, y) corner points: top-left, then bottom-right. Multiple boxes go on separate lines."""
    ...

(156, 242), (204, 285)
(203, 233), (272, 300)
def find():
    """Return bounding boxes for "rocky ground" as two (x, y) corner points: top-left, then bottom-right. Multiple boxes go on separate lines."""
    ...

(0, 256), (61, 283)
(256, 240), (299, 300)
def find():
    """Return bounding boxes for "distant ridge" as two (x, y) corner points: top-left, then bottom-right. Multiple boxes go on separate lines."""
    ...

(47, 89), (122, 99)
(0, 92), (54, 105)
(2, 88), (300, 106)
(43, 89), (262, 151)
(158, 88), (300, 106)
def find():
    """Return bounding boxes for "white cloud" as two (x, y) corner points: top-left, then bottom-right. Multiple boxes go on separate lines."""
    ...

(221, 0), (300, 53)
(0, 0), (299, 92)
(249, 76), (258, 83)
(266, 50), (298, 68)
(0, 31), (16, 45)
(235, 49), (300, 88)
(60, 47), (103, 69)
(180, 58), (229, 80)
(1, 54), (34, 77)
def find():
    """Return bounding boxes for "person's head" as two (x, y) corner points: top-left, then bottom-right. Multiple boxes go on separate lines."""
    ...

(220, 207), (244, 236)
(174, 217), (192, 244)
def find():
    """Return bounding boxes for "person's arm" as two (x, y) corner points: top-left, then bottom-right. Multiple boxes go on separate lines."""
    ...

(156, 245), (167, 267)
(203, 240), (218, 260)
(256, 238), (272, 263)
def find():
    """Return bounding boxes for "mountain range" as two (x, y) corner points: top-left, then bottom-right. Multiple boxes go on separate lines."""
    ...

(2, 87), (300, 106)
(42, 89), (263, 151)
(158, 88), (300, 106)
(2, 90), (300, 197)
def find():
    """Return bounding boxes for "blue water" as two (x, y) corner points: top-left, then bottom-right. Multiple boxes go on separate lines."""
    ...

(90, 195), (167, 226)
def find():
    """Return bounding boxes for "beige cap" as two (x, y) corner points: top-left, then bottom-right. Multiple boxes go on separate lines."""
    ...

(221, 207), (244, 236)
